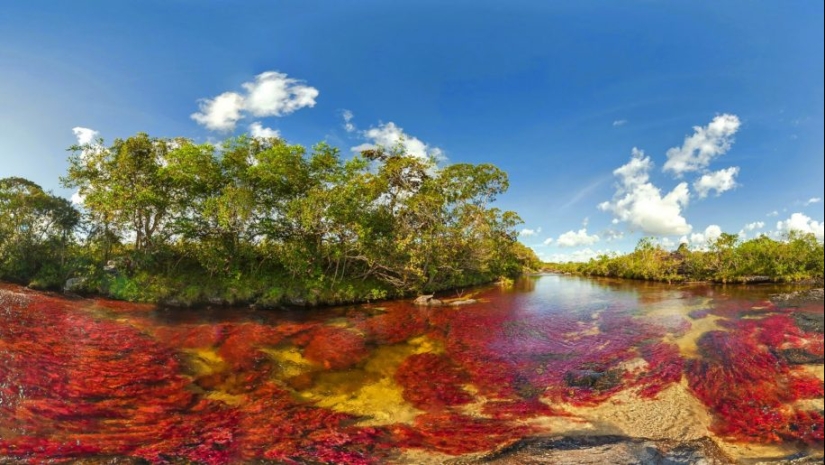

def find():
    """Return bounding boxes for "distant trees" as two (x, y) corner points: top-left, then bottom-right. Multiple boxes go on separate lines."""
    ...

(552, 232), (824, 284)
(0, 177), (80, 286)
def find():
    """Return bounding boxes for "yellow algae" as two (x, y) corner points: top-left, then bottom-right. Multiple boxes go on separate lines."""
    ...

(205, 390), (247, 406)
(260, 346), (315, 378)
(294, 338), (443, 425)
(800, 364), (825, 382)
(668, 314), (727, 358)
(325, 317), (355, 328)
(181, 348), (227, 377)
(407, 334), (445, 355)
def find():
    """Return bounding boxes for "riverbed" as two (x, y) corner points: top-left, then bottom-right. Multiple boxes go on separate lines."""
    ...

(1, 275), (823, 463)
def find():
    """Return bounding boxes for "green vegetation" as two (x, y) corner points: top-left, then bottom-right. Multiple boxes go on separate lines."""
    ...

(548, 232), (824, 284)
(0, 133), (540, 306)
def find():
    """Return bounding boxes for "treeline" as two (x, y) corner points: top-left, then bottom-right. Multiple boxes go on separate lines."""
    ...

(548, 233), (824, 284)
(0, 133), (540, 306)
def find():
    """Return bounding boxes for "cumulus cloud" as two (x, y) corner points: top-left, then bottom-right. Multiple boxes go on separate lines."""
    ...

(602, 228), (624, 242)
(352, 121), (444, 162)
(542, 237), (554, 245)
(191, 71), (318, 131)
(249, 122), (280, 139)
(191, 92), (246, 131)
(342, 110), (356, 132)
(520, 227), (541, 237)
(544, 248), (615, 263)
(556, 228), (600, 247)
(663, 114), (740, 176)
(805, 197), (822, 206)
(693, 166), (740, 198)
(612, 119), (628, 127)
(599, 148), (692, 236)
(767, 210), (779, 217)
(689, 224), (723, 248)
(241, 71), (319, 117)
(776, 213), (824, 240)
(744, 221), (765, 231)
(72, 127), (99, 146)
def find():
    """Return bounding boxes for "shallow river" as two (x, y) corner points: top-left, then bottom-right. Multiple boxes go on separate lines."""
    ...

(1, 275), (823, 463)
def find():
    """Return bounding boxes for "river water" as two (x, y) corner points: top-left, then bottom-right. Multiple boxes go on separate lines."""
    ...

(1, 275), (823, 463)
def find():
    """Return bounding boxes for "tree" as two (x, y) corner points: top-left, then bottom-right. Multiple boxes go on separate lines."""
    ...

(0, 177), (79, 285)
(61, 133), (174, 257)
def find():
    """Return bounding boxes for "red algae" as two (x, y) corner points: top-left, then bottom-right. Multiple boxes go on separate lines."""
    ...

(303, 325), (370, 370)
(357, 305), (429, 345)
(395, 353), (473, 410)
(2, 280), (823, 463)
(390, 412), (532, 455)
(685, 312), (825, 445)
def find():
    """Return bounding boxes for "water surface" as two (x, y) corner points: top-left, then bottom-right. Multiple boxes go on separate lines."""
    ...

(1, 275), (823, 463)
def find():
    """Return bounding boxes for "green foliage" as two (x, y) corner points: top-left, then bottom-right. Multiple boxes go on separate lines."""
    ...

(0, 177), (80, 288)
(550, 232), (824, 284)
(0, 132), (537, 306)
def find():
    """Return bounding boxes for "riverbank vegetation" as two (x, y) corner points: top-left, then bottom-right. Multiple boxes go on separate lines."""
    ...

(547, 233), (824, 284)
(0, 133), (540, 306)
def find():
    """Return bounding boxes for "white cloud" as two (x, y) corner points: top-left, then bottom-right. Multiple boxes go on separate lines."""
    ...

(612, 119), (628, 127)
(352, 121), (444, 162)
(191, 71), (318, 131)
(557, 228), (600, 247)
(599, 148), (692, 236)
(805, 197), (822, 206)
(693, 166), (740, 198)
(744, 221), (765, 231)
(767, 210), (779, 217)
(663, 114), (740, 176)
(242, 71), (318, 117)
(191, 92), (246, 131)
(520, 227), (541, 237)
(689, 224), (723, 248)
(249, 122), (280, 139)
(545, 248), (615, 263)
(602, 229), (624, 242)
(72, 127), (99, 146)
(342, 110), (356, 132)
(542, 237), (554, 245)
(776, 213), (824, 241)
(657, 237), (678, 249)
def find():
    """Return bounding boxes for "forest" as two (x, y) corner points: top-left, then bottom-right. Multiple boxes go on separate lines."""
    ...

(0, 133), (541, 306)
(548, 233), (824, 284)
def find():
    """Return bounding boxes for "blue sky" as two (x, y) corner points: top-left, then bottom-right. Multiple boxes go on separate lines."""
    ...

(1, 1), (823, 261)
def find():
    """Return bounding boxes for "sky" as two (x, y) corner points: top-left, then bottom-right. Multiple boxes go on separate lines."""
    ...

(1, 0), (823, 261)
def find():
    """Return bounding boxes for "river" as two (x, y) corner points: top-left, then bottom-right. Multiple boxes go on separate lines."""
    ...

(1, 275), (823, 463)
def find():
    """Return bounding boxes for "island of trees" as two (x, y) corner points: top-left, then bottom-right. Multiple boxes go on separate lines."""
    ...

(0, 133), (540, 306)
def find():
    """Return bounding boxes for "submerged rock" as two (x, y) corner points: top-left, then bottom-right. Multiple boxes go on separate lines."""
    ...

(564, 369), (622, 391)
(449, 435), (735, 464)
(776, 348), (825, 365)
(790, 311), (825, 334)
(771, 288), (825, 306)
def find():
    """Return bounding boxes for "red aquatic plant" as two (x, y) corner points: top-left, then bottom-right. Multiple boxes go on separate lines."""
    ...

(303, 325), (370, 370)
(395, 353), (472, 410)
(685, 315), (825, 445)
